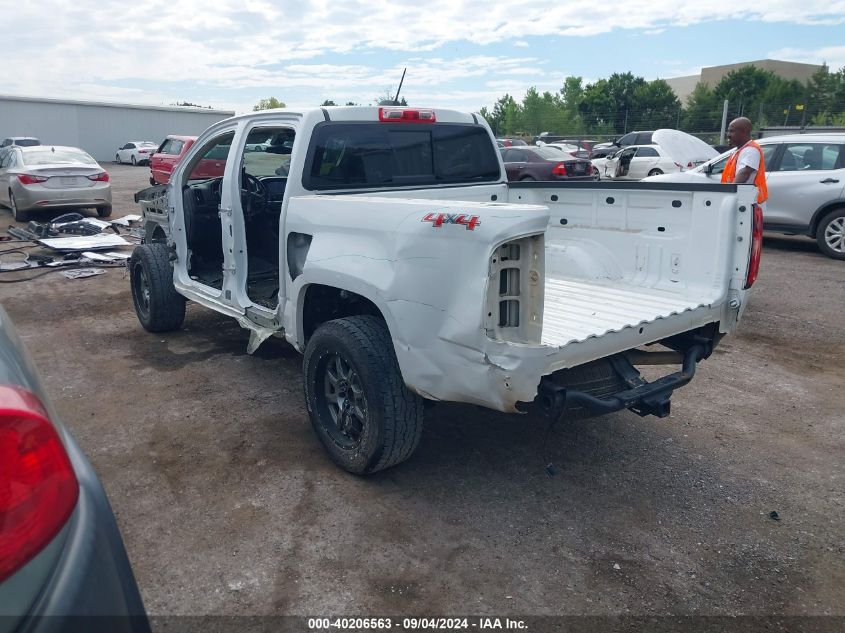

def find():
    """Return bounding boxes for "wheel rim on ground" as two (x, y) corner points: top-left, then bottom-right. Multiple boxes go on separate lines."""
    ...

(133, 263), (151, 319)
(319, 352), (368, 449)
(824, 217), (845, 253)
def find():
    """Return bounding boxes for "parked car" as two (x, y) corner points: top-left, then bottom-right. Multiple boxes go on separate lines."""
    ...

(116, 141), (159, 166)
(544, 142), (590, 159)
(149, 135), (197, 185)
(0, 306), (150, 630)
(496, 138), (528, 148)
(592, 130), (655, 153)
(1, 137), (41, 148)
(644, 133), (845, 259)
(500, 146), (595, 181)
(604, 145), (685, 180)
(0, 145), (112, 221)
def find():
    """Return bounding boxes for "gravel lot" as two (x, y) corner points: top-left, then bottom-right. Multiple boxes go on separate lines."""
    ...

(0, 164), (842, 619)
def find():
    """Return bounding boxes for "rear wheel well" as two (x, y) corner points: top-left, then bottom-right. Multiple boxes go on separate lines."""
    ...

(810, 201), (845, 236)
(146, 225), (167, 244)
(302, 284), (385, 341)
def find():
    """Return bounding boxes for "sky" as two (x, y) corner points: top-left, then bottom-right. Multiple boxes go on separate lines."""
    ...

(2, 0), (845, 114)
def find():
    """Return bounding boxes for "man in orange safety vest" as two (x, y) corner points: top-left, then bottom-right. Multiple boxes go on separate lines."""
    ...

(721, 117), (768, 209)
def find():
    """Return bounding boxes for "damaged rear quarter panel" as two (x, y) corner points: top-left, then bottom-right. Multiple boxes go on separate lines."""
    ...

(283, 195), (550, 409)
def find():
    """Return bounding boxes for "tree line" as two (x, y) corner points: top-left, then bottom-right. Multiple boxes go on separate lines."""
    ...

(478, 65), (845, 139)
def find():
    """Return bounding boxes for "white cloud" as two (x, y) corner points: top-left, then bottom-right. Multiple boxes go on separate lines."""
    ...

(1, 1), (845, 110)
(767, 45), (845, 70)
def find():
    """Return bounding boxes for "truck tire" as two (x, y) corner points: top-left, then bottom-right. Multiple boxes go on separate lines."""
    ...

(130, 243), (186, 332)
(304, 315), (424, 474)
(816, 208), (845, 260)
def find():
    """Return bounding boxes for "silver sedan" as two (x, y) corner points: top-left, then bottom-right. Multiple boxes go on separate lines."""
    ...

(0, 145), (112, 221)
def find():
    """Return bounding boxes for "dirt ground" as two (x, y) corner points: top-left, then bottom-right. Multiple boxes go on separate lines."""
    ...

(0, 164), (842, 619)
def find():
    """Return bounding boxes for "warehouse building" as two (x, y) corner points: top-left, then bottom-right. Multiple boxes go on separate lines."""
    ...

(666, 59), (823, 103)
(0, 95), (234, 162)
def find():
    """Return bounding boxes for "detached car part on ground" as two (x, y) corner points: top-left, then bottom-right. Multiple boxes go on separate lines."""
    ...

(0, 307), (150, 633)
(129, 106), (760, 475)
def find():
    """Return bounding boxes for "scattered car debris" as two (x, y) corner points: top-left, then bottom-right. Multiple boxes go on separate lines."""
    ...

(111, 214), (142, 227)
(0, 252), (29, 271)
(38, 234), (131, 251)
(62, 268), (107, 280)
(769, 511), (781, 521)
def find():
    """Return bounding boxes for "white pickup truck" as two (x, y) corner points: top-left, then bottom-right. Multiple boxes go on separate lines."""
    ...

(131, 106), (761, 474)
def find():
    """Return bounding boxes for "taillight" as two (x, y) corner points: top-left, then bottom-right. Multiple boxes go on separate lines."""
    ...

(551, 163), (568, 176)
(87, 172), (109, 182)
(139, 150), (149, 154)
(17, 174), (48, 185)
(0, 386), (79, 583)
(378, 107), (436, 123)
(745, 203), (764, 289)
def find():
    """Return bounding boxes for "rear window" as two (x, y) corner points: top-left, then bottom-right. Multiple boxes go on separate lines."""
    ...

(304, 123), (501, 190)
(14, 139), (40, 147)
(21, 148), (97, 166)
(533, 147), (568, 160)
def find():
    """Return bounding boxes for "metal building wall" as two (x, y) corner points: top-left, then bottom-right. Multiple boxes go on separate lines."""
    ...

(0, 95), (234, 162)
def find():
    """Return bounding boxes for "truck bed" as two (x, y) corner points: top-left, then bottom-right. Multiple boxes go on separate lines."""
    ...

(541, 277), (712, 347)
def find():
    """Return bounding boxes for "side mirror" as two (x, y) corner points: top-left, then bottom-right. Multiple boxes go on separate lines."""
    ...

(704, 163), (713, 175)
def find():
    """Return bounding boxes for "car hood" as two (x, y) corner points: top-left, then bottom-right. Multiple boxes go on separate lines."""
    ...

(652, 129), (718, 168)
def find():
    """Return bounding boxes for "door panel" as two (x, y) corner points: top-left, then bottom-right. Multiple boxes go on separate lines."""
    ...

(764, 143), (845, 227)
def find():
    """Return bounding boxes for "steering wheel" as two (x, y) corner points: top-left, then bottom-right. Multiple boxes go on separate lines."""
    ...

(241, 173), (268, 216)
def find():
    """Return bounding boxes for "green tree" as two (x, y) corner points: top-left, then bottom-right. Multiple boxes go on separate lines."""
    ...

(253, 97), (286, 111)
(806, 65), (845, 125)
(321, 99), (337, 106)
(631, 79), (681, 129)
(487, 94), (521, 135)
(712, 67), (773, 119)
(683, 82), (722, 133)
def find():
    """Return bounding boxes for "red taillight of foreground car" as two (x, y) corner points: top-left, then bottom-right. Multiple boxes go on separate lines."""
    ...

(745, 203), (764, 289)
(378, 107), (436, 123)
(87, 172), (110, 182)
(552, 162), (568, 176)
(17, 174), (49, 185)
(0, 386), (79, 583)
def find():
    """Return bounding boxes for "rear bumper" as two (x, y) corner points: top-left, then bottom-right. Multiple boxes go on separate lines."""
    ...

(536, 344), (706, 419)
(13, 431), (150, 633)
(12, 183), (112, 212)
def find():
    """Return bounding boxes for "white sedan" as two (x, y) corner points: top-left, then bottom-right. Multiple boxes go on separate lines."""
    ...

(115, 141), (159, 166)
(604, 145), (683, 180)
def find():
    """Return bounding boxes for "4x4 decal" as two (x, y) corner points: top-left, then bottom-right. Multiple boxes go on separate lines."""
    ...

(421, 212), (481, 230)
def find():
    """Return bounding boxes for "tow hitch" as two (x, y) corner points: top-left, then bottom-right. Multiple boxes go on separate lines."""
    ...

(537, 344), (707, 420)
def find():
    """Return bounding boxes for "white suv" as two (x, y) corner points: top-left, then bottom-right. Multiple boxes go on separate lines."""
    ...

(646, 134), (845, 260)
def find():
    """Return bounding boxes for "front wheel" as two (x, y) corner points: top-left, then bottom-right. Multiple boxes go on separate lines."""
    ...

(304, 315), (424, 474)
(648, 168), (663, 177)
(130, 243), (186, 332)
(816, 208), (845, 260)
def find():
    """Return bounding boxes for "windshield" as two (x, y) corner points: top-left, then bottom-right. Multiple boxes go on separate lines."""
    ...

(22, 148), (97, 166)
(305, 122), (501, 190)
